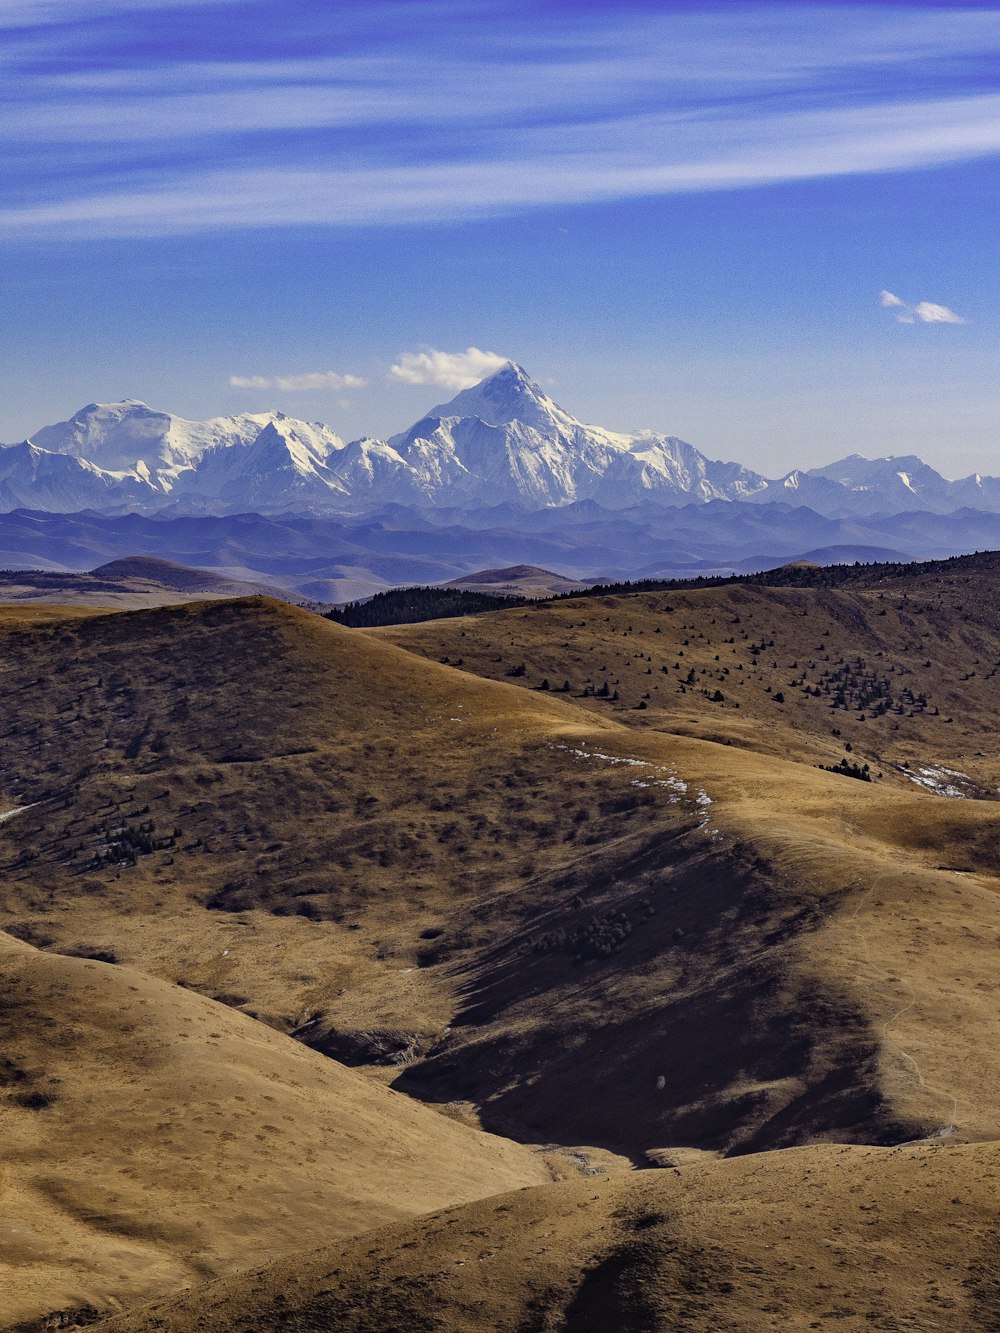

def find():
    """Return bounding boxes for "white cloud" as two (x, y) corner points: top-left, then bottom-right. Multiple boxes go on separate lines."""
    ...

(879, 291), (965, 325)
(229, 370), (366, 391)
(388, 348), (509, 392)
(12, 5), (1000, 238)
(913, 301), (965, 325)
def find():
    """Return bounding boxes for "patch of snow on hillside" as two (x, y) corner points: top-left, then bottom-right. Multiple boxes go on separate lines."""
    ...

(553, 742), (712, 810)
(0, 803), (35, 823)
(903, 765), (973, 798)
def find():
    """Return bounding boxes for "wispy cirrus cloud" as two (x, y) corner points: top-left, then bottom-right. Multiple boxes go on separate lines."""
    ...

(229, 370), (366, 391)
(388, 348), (509, 392)
(880, 290), (966, 325)
(0, 0), (244, 19)
(9, 91), (1000, 237)
(6, 3), (1000, 236)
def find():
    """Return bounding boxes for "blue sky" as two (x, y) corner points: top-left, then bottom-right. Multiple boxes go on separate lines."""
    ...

(3, 0), (1000, 477)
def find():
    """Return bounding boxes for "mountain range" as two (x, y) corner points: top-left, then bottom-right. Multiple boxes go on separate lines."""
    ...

(4, 363), (998, 519)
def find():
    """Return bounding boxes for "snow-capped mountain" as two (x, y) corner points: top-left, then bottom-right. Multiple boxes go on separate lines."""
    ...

(2, 363), (997, 518)
(31, 400), (282, 488)
(0, 439), (156, 511)
(388, 363), (768, 508)
(8, 402), (357, 512)
(748, 453), (1000, 517)
(168, 417), (350, 509)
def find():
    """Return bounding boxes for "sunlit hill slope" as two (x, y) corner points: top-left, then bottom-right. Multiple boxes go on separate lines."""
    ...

(2, 556), (1000, 1326)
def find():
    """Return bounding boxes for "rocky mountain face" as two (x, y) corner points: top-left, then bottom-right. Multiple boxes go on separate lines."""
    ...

(1, 363), (994, 518)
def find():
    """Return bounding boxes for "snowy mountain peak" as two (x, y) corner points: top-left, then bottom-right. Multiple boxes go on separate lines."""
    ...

(253, 416), (345, 464)
(808, 453), (934, 486)
(247, 421), (329, 475)
(428, 363), (582, 436)
(31, 401), (178, 473)
(24, 400), (321, 482)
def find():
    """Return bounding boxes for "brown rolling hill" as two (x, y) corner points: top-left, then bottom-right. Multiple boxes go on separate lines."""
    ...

(99, 1139), (1000, 1332)
(4, 559), (1000, 1325)
(369, 557), (1000, 1143)
(0, 930), (547, 1330)
(377, 553), (1000, 792)
(0, 596), (700, 1066)
(3, 593), (986, 1162)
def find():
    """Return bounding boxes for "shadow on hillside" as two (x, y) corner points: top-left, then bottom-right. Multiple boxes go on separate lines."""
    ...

(395, 830), (924, 1160)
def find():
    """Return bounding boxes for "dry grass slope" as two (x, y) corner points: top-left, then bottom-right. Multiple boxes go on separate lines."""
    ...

(0, 596), (964, 1165)
(4, 567), (1000, 1327)
(99, 1140), (1000, 1332)
(376, 563), (1000, 1149)
(0, 597), (695, 1049)
(0, 930), (547, 1329)
(379, 560), (1000, 788)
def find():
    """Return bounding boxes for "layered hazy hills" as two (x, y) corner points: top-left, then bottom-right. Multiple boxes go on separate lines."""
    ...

(0, 501), (976, 605)
(6, 499), (1000, 606)
(7, 564), (1000, 1324)
(0, 555), (288, 608)
(5, 363), (999, 520)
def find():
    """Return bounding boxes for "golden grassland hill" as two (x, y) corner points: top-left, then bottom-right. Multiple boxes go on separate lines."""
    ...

(3, 594), (1000, 1176)
(0, 598), (705, 1120)
(371, 563), (1000, 1153)
(0, 556), (286, 610)
(6, 590), (1000, 1325)
(98, 1139), (1000, 1333)
(365, 560), (1000, 1151)
(0, 929), (548, 1331)
(0, 594), (704, 1039)
(376, 552), (1000, 793)
(390, 741), (1000, 1159)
